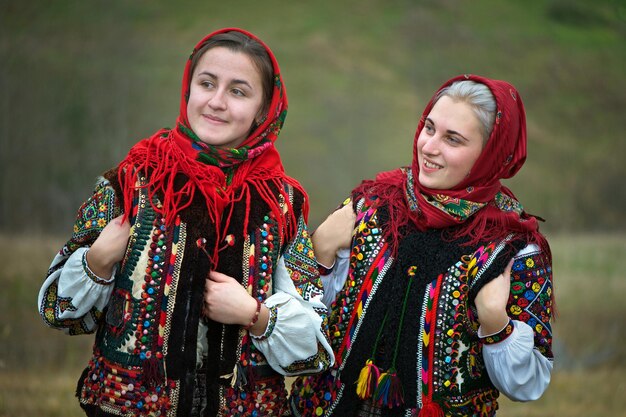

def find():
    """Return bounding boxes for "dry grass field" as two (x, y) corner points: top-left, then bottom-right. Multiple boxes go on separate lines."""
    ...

(1, 233), (625, 416)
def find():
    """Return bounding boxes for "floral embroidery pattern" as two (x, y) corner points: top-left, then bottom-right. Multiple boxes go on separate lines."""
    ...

(282, 216), (322, 298)
(482, 320), (514, 345)
(68, 178), (120, 252)
(508, 249), (553, 357)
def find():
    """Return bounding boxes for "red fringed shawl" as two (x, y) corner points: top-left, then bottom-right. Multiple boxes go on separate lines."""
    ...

(117, 28), (307, 266)
(353, 74), (548, 257)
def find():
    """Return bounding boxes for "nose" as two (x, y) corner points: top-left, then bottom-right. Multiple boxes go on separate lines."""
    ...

(420, 132), (440, 156)
(208, 88), (227, 110)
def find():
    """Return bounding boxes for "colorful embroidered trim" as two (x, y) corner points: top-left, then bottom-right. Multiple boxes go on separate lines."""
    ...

(82, 250), (115, 285)
(481, 320), (514, 345)
(251, 306), (278, 342)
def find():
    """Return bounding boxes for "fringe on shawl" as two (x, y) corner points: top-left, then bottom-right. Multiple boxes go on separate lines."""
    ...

(118, 134), (306, 269)
(351, 170), (553, 300)
(352, 172), (422, 257)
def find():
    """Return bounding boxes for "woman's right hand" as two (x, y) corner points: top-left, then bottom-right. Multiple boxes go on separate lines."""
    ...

(312, 203), (356, 267)
(86, 215), (131, 279)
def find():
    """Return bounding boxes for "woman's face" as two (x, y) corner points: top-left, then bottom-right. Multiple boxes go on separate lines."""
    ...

(187, 47), (264, 148)
(416, 96), (485, 190)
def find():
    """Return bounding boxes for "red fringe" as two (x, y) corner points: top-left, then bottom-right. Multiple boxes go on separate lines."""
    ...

(351, 172), (553, 308)
(142, 357), (163, 388)
(117, 135), (306, 269)
(352, 172), (423, 256)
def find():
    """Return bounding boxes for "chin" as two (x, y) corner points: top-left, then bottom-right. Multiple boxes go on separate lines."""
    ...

(418, 175), (436, 189)
(197, 136), (225, 146)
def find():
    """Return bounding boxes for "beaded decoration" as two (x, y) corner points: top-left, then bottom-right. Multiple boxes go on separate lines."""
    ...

(416, 241), (503, 414)
(222, 208), (329, 415)
(291, 192), (553, 417)
(331, 198), (391, 365)
(79, 182), (183, 415)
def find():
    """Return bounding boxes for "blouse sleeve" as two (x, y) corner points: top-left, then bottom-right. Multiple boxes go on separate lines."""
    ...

(37, 176), (122, 335)
(479, 243), (554, 401)
(320, 248), (350, 309)
(250, 214), (335, 376)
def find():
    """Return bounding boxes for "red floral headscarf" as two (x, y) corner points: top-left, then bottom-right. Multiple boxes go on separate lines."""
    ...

(117, 28), (306, 263)
(354, 74), (547, 253)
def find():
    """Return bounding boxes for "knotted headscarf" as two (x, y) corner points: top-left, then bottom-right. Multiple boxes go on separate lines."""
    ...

(117, 28), (306, 264)
(354, 74), (547, 253)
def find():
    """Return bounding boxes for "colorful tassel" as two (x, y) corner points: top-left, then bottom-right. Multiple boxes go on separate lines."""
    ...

(417, 401), (444, 417)
(356, 359), (380, 400)
(374, 369), (404, 408)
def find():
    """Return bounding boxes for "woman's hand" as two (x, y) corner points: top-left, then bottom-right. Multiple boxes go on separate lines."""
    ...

(475, 259), (514, 335)
(312, 203), (356, 267)
(86, 215), (131, 279)
(204, 271), (269, 335)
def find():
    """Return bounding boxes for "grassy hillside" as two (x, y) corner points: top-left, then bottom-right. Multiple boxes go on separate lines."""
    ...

(0, 0), (624, 233)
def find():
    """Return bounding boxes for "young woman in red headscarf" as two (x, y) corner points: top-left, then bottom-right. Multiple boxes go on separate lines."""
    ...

(290, 75), (554, 417)
(37, 28), (333, 416)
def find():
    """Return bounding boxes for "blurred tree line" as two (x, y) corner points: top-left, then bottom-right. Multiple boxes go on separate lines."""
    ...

(0, 0), (624, 234)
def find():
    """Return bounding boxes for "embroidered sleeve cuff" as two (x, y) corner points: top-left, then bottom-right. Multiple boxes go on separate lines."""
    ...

(250, 305), (277, 342)
(480, 319), (514, 345)
(82, 250), (115, 286)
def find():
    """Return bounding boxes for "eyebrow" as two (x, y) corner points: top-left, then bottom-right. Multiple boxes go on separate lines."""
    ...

(425, 117), (470, 142)
(198, 71), (253, 89)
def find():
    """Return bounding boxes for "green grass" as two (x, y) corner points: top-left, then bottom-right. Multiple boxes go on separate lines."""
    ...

(1, 233), (625, 416)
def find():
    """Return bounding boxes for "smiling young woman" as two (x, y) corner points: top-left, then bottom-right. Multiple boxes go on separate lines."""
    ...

(37, 28), (333, 417)
(186, 47), (265, 149)
(416, 95), (485, 190)
(290, 75), (554, 417)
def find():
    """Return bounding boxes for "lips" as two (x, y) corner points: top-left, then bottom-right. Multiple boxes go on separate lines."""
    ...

(202, 114), (227, 124)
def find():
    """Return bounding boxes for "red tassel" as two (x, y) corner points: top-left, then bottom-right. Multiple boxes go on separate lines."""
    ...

(418, 401), (444, 417)
(244, 361), (255, 388)
(142, 357), (163, 387)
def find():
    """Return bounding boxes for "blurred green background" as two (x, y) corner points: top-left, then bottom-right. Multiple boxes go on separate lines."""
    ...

(1, 0), (625, 416)
(1, 0), (625, 232)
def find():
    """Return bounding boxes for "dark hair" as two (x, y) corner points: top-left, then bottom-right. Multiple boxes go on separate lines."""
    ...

(190, 31), (274, 118)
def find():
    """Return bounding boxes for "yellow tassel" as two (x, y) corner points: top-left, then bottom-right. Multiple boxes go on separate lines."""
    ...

(356, 359), (380, 400)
